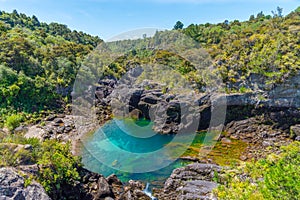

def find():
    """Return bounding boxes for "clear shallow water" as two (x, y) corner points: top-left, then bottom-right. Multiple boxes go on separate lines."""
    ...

(79, 119), (205, 187)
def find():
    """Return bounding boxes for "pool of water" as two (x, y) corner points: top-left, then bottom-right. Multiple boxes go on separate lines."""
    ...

(79, 119), (206, 187)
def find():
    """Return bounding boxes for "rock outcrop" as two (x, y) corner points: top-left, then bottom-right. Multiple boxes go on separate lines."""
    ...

(0, 167), (51, 200)
(3, 166), (152, 200)
(58, 168), (151, 200)
(154, 163), (221, 200)
(25, 114), (79, 141)
(92, 70), (300, 136)
(25, 114), (99, 145)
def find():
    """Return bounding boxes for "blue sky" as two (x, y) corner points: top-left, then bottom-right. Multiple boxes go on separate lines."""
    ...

(0, 0), (299, 40)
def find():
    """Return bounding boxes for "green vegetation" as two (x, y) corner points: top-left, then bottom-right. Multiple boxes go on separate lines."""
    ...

(1, 7), (300, 127)
(5, 113), (24, 131)
(36, 140), (81, 197)
(0, 143), (35, 166)
(214, 141), (300, 200)
(0, 10), (101, 125)
(184, 7), (300, 91)
(174, 21), (184, 30)
(207, 139), (248, 166)
(86, 6), (300, 95)
(181, 133), (248, 166)
(0, 10), (101, 46)
(0, 134), (82, 199)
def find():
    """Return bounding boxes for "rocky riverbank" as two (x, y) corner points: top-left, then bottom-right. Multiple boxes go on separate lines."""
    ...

(23, 114), (97, 154)
(0, 165), (151, 200)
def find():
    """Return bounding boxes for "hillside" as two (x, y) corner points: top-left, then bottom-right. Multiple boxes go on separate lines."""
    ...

(0, 10), (102, 125)
(1, 8), (300, 124)
(99, 6), (300, 92)
(184, 6), (300, 92)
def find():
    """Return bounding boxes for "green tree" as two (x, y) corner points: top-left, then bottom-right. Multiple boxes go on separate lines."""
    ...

(249, 15), (255, 21)
(174, 21), (184, 30)
(257, 11), (265, 19)
(272, 6), (283, 18)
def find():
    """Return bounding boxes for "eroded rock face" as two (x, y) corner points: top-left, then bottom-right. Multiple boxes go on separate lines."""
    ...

(95, 75), (300, 136)
(25, 115), (78, 142)
(107, 78), (200, 134)
(0, 167), (51, 200)
(89, 68), (300, 137)
(154, 163), (221, 200)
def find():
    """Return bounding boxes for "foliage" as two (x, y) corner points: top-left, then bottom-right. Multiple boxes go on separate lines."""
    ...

(5, 113), (24, 131)
(0, 134), (40, 166)
(214, 141), (300, 200)
(0, 143), (35, 166)
(36, 140), (82, 197)
(0, 11), (101, 118)
(98, 7), (300, 94)
(174, 21), (184, 30)
(183, 7), (300, 91)
(0, 134), (82, 199)
(0, 10), (102, 46)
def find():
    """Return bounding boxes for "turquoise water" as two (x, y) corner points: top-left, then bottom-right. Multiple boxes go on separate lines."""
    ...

(80, 119), (205, 187)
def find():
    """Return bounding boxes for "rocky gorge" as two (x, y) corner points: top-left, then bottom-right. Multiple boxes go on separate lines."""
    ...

(1, 69), (299, 199)
(93, 68), (300, 134)
(1, 6), (300, 199)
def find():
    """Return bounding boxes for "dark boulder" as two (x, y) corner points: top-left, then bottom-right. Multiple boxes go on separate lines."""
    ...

(140, 94), (161, 105)
(95, 177), (113, 199)
(53, 118), (63, 124)
(106, 174), (122, 186)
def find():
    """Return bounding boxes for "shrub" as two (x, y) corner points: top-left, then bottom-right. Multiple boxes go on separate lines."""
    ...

(215, 142), (300, 200)
(0, 143), (35, 167)
(5, 113), (24, 131)
(37, 140), (82, 198)
(0, 134), (82, 199)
